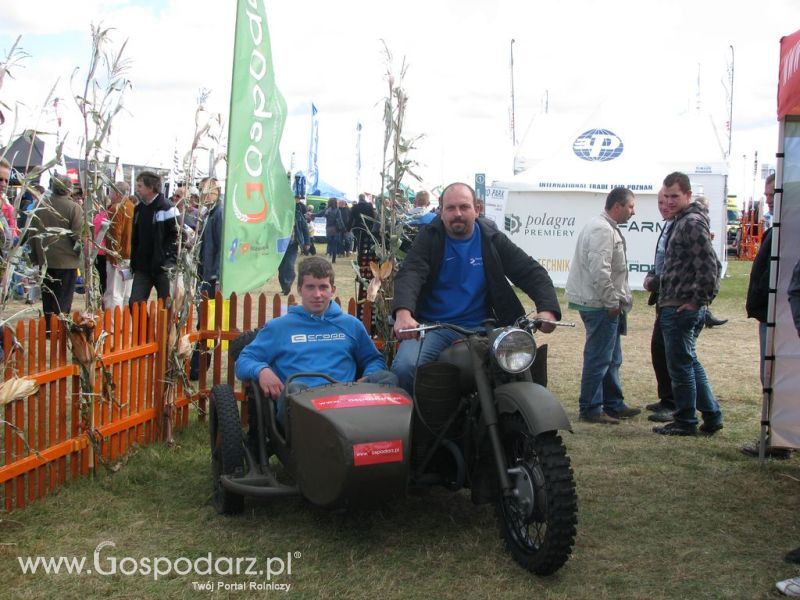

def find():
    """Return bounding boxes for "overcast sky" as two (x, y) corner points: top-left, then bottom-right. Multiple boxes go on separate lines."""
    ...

(1, 0), (798, 200)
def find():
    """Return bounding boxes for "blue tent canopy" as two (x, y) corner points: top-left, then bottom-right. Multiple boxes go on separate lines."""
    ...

(294, 171), (347, 199)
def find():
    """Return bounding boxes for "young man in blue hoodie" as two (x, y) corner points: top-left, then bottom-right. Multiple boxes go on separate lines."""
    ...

(235, 256), (396, 425)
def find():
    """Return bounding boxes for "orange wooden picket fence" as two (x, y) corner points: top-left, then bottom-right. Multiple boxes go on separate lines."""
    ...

(0, 292), (373, 512)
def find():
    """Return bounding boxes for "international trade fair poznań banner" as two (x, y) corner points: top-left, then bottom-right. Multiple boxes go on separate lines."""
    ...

(221, 0), (294, 296)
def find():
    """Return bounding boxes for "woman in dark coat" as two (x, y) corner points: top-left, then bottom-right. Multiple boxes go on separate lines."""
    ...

(324, 197), (343, 263)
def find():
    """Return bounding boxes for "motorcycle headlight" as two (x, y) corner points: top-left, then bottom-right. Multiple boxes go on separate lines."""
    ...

(491, 328), (536, 373)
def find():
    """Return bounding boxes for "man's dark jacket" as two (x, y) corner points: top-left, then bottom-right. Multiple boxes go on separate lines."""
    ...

(350, 200), (375, 234)
(199, 203), (223, 284)
(392, 216), (561, 325)
(746, 227), (772, 323)
(291, 202), (311, 248)
(130, 193), (179, 274)
(658, 203), (720, 308)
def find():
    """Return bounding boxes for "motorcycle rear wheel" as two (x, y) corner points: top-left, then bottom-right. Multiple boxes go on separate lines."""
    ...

(209, 384), (245, 515)
(495, 414), (577, 575)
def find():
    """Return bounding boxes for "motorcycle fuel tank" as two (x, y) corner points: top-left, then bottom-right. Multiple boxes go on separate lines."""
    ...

(288, 382), (413, 509)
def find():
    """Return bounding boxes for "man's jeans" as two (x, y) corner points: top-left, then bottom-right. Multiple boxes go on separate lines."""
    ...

(278, 242), (299, 294)
(41, 268), (77, 332)
(578, 310), (626, 417)
(650, 308), (675, 409)
(129, 269), (170, 306)
(392, 328), (464, 396)
(660, 306), (722, 427)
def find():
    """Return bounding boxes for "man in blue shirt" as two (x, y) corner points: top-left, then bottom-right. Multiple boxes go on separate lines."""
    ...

(391, 182), (561, 394)
(408, 190), (437, 226)
(236, 256), (396, 424)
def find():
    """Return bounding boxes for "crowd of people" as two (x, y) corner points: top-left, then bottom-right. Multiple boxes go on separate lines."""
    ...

(3, 158), (799, 593)
(233, 174), (800, 596)
(0, 161), (224, 329)
(239, 172), (771, 441)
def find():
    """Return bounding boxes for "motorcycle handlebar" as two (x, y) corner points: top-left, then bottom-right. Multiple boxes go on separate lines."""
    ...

(399, 319), (575, 336)
(398, 322), (476, 336)
(521, 318), (576, 330)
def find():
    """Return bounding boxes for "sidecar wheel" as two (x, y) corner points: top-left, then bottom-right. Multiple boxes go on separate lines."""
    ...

(209, 384), (245, 515)
(495, 414), (577, 575)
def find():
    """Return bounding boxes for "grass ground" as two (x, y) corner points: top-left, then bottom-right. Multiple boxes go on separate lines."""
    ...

(1, 259), (798, 599)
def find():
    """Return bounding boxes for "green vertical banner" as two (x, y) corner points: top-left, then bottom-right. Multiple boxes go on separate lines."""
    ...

(221, 0), (293, 296)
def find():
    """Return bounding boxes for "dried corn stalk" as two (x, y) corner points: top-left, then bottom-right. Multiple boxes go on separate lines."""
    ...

(0, 377), (39, 405)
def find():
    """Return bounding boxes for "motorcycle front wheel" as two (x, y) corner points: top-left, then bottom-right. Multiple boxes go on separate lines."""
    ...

(495, 414), (577, 575)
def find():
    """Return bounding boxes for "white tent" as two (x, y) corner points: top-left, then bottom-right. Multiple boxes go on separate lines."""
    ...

(493, 107), (728, 289)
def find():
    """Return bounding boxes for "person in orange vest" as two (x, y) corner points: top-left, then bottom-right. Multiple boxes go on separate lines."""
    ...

(104, 181), (137, 309)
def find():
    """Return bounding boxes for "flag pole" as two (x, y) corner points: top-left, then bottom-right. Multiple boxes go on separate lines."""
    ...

(356, 120), (362, 198)
(510, 38), (516, 147)
(218, 1), (242, 293)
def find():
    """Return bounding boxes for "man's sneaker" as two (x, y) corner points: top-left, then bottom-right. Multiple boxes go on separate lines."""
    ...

(741, 442), (793, 460)
(648, 410), (674, 423)
(653, 422), (697, 436)
(646, 401), (675, 412)
(606, 406), (641, 419)
(579, 412), (620, 425)
(776, 576), (800, 597)
(699, 421), (723, 435)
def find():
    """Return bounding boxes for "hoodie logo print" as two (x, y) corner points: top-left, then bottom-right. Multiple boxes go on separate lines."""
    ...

(291, 333), (346, 343)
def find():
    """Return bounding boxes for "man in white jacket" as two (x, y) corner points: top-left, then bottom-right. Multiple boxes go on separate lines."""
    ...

(566, 187), (640, 424)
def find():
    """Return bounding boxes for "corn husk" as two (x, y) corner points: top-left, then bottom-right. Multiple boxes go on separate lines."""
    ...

(0, 377), (39, 405)
(176, 334), (192, 361)
(366, 259), (395, 302)
(172, 276), (185, 310)
(167, 324), (178, 353)
(67, 314), (97, 368)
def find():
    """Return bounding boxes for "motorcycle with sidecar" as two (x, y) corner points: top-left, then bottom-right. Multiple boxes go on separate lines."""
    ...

(209, 315), (577, 575)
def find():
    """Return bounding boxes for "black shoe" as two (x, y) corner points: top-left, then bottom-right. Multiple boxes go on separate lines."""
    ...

(653, 422), (697, 436)
(704, 311), (728, 328)
(785, 547), (800, 564)
(648, 410), (674, 423)
(646, 401), (676, 412)
(740, 442), (793, 459)
(606, 406), (641, 419)
(699, 421), (723, 435)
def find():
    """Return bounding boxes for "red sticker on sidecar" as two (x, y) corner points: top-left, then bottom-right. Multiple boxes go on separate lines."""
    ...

(312, 393), (411, 410)
(352, 439), (404, 466)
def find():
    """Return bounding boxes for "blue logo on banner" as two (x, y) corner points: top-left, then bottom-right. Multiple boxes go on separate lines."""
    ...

(573, 129), (624, 162)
